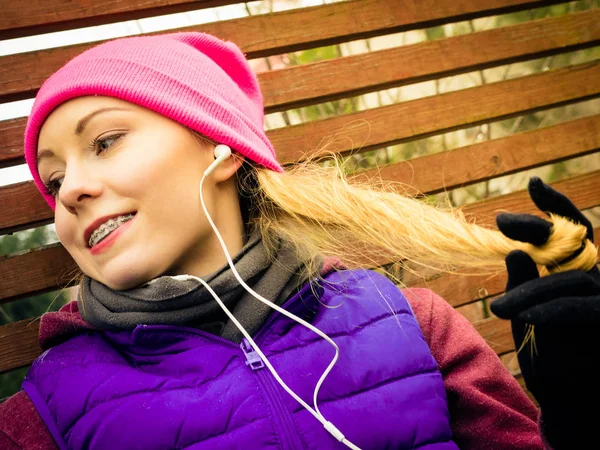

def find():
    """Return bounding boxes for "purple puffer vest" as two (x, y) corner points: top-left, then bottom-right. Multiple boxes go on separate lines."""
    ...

(23, 269), (459, 449)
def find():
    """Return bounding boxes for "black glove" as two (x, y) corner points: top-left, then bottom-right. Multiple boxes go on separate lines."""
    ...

(490, 177), (600, 450)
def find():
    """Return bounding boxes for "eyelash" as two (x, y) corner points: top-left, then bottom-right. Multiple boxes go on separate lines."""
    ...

(87, 133), (124, 155)
(43, 133), (125, 198)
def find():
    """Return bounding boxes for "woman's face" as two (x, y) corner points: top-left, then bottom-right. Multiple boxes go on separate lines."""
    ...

(37, 96), (245, 290)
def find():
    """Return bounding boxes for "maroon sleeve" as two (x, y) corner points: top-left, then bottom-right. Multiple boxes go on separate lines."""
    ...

(403, 287), (546, 450)
(0, 390), (58, 450)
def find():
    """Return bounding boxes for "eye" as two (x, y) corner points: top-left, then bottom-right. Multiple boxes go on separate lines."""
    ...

(43, 178), (63, 198)
(88, 133), (125, 155)
(42, 133), (126, 198)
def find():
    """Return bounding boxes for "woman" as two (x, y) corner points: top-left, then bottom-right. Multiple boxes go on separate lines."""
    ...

(0, 31), (597, 449)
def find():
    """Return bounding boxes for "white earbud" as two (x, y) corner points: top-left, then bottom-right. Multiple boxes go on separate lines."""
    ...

(204, 144), (232, 176)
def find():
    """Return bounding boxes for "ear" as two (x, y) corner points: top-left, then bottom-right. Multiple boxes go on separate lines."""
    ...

(212, 152), (246, 184)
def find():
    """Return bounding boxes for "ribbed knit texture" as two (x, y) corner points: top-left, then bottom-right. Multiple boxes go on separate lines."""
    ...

(24, 32), (284, 210)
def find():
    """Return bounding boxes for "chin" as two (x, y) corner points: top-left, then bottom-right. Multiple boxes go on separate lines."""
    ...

(83, 247), (172, 290)
(104, 279), (143, 291)
(93, 267), (158, 291)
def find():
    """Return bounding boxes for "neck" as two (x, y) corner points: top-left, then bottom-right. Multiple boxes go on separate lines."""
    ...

(163, 230), (244, 280)
(169, 182), (246, 279)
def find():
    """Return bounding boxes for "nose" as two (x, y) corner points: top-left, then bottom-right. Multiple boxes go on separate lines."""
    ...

(58, 161), (103, 213)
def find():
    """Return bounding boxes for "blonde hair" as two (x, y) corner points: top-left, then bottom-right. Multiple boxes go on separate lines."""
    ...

(236, 149), (598, 288)
(43, 135), (597, 358)
(54, 134), (599, 304)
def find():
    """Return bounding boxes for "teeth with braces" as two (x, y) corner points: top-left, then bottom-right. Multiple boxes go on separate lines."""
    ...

(89, 213), (135, 248)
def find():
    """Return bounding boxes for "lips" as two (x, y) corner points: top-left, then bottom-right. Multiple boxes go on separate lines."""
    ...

(84, 212), (136, 248)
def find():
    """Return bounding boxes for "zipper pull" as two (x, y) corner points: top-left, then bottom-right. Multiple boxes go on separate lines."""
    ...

(240, 338), (265, 370)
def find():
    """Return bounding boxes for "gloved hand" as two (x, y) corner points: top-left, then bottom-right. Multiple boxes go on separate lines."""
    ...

(490, 177), (600, 450)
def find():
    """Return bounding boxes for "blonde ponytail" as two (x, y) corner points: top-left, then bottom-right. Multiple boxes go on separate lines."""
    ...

(239, 151), (598, 286)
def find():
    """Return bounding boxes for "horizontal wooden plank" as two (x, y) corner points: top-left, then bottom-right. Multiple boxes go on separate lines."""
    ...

(410, 271), (507, 309)
(0, 0), (567, 102)
(261, 8), (600, 112)
(269, 61), (600, 165)
(0, 304), (514, 374)
(0, 318), (40, 374)
(352, 115), (600, 195)
(0, 182), (53, 235)
(407, 228), (600, 309)
(463, 170), (600, 227)
(1, 0), (239, 40)
(0, 243), (78, 303)
(404, 172), (600, 307)
(474, 316), (514, 356)
(0, 118), (25, 168)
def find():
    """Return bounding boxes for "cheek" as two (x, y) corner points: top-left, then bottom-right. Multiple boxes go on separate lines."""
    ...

(115, 151), (156, 193)
(54, 209), (91, 272)
(120, 142), (182, 193)
(54, 209), (76, 245)
(126, 150), (203, 208)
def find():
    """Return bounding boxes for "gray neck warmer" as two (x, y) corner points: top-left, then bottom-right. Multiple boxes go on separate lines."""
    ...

(78, 229), (322, 343)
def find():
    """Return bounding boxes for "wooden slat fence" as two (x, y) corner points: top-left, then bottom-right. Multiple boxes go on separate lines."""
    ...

(1, 0), (599, 407)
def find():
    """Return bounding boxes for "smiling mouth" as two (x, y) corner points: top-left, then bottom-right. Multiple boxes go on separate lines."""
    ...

(88, 212), (136, 248)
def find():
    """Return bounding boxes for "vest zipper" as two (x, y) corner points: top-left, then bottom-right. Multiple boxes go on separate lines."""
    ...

(239, 280), (318, 449)
(240, 338), (303, 449)
(138, 279), (319, 449)
(254, 358), (304, 450)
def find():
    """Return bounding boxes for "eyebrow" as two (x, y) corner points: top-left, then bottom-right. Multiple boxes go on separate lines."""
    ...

(37, 107), (131, 170)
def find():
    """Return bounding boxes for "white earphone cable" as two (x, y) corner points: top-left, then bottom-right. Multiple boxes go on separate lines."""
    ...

(171, 150), (360, 449)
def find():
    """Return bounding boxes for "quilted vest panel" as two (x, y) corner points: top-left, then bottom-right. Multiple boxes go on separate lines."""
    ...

(23, 269), (459, 449)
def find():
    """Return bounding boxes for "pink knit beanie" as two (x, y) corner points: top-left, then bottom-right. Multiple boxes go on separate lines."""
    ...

(24, 31), (284, 210)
